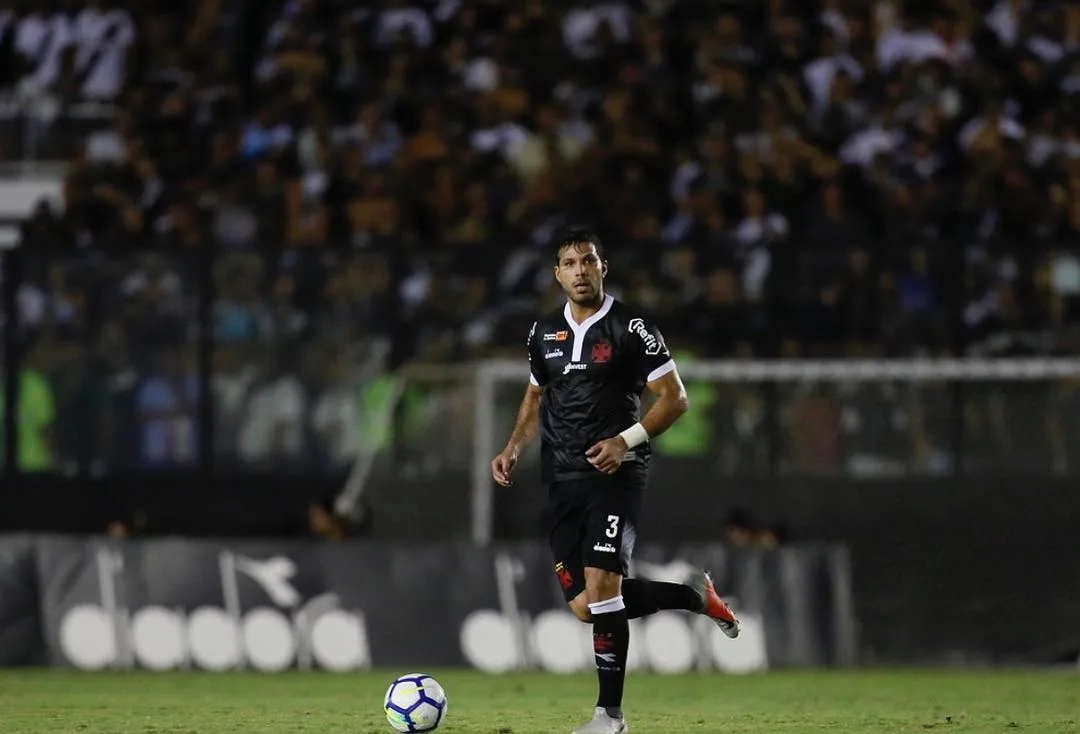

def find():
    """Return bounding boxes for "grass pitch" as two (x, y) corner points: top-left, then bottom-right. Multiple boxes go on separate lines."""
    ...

(0, 668), (1077, 733)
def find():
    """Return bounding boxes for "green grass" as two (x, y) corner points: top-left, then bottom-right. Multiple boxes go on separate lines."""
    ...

(0, 669), (1077, 733)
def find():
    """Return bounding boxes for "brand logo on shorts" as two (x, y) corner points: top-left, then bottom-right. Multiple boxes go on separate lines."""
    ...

(544, 331), (569, 342)
(562, 363), (587, 375)
(554, 562), (574, 590)
(544, 350), (563, 359)
(592, 542), (617, 553)
(591, 341), (612, 363)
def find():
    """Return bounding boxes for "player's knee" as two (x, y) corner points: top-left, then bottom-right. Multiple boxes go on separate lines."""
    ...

(568, 594), (592, 623)
(583, 566), (622, 603)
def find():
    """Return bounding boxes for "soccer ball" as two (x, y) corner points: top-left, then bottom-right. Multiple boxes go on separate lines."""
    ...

(384, 673), (448, 732)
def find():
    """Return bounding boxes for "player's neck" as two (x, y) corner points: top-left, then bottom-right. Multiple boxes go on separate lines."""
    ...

(566, 292), (605, 325)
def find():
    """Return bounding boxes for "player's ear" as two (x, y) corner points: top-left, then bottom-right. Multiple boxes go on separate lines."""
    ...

(601, 259), (609, 276)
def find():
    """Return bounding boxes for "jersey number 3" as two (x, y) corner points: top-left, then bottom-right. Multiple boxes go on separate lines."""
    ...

(605, 515), (620, 538)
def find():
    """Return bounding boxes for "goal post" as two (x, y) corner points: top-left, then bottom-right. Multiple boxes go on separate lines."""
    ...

(470, 357), (1080, 546)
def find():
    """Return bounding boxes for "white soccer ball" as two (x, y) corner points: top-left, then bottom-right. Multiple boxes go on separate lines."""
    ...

(383, 673), (448, 732)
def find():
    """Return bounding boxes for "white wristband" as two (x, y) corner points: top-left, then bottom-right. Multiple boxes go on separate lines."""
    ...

(618, 422), (649, 449)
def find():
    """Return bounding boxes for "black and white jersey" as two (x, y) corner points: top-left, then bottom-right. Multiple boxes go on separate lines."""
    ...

(527, 294), (676, 483)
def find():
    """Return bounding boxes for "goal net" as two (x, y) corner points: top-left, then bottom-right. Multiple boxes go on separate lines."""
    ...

(466, 357), (1080, 545)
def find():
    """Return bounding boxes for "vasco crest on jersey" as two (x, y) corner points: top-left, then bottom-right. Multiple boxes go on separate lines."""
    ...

(591, 340), (612, 364)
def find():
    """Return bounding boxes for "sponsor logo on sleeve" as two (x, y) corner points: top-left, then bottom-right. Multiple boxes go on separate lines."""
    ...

(628, 318), (665, 356)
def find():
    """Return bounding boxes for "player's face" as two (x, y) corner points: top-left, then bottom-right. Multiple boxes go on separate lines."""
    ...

(555, 242), (606, 306)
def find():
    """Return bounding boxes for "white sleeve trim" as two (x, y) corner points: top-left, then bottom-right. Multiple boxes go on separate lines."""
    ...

(646, 359), (676, 383)
(529, 372), (540, 386)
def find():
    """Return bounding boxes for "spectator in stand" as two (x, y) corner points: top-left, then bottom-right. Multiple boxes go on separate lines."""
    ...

(6, 0), (1080, 476)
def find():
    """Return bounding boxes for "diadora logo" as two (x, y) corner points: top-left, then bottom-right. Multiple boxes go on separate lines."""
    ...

(545, 350), (563, 359)
(562, 363), (587, 376)
(58, 547), (371, 673)
(544, 331), (569, 342)
(628, 318), (665, 356)
(592, 542), (617, 553)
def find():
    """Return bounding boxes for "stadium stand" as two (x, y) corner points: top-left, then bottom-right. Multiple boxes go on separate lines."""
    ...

(3, 0), (1080, 477)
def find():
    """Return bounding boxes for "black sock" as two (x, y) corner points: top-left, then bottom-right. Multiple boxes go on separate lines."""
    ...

(621, 578), (704, 619)
(589, 596), (629, 716)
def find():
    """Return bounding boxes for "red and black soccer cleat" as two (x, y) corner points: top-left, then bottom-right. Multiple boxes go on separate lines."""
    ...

(689, 569), (741, 638)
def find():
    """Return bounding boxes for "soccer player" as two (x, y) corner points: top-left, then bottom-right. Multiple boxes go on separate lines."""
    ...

(490, 228), (740, 734)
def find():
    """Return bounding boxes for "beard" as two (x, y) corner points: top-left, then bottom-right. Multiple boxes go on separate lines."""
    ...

(567, 287), (601, 306)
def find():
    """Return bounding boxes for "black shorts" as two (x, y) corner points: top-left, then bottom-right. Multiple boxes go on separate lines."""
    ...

(546, 467), (646, 603)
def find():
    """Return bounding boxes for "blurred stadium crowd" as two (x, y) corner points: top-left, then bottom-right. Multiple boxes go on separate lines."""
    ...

(3, 0), (1080, 477)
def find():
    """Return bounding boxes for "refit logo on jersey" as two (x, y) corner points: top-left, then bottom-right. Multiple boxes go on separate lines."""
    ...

(544, 331), (569, 342)
(562, 362), (587, 375)
(628, 318), (665, 356)
(545, 350), (563, 359)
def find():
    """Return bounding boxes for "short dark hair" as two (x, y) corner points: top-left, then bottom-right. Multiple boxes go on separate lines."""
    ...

(553, 227), (605, 264)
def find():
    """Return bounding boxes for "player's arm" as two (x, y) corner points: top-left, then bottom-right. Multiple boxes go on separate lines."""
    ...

(587, 317), (688, 473)
(637, 366), (690, 440)
(621, 316), (688, 445)
(492, 321), (546, 486)
(502, 382), (544, 459)
(492, 383), (542, 486)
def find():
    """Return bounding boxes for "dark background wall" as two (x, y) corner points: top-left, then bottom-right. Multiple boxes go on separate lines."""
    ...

(3, 467), (1077, 667)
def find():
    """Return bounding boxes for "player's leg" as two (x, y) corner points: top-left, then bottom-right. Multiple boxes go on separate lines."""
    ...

(620, 577), (702, 619)
(621, 572), (740, 637)
(547, 479), (591, 621)
(571, 478), (642, 734)
(559, 468), (739, 637)
(566, 573), (741, 637)
(549, 483), (629, 728)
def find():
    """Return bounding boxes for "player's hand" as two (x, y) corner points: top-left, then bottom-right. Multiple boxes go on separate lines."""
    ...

(491, 449), (518, 487)
(586, 436), (628, 475)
